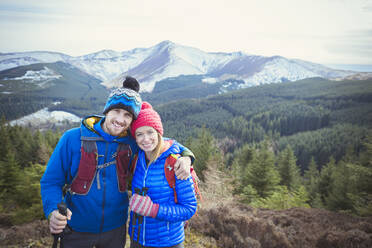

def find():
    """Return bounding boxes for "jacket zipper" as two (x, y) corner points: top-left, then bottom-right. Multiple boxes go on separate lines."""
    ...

(141, 154), (151, 246)
(99, 142), (109, 232)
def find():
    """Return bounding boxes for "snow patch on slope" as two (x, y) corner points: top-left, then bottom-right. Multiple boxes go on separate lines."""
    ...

(202, 77), (218, 84)
(6, 67), (62, 88)
(10, 108), (81, 126)
(8, 67), (62, 81)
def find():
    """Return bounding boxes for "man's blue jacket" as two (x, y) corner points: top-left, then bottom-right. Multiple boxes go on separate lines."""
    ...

(41, 116), (139, 233)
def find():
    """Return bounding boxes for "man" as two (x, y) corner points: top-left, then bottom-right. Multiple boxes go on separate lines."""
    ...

(40, 76), (193, 248)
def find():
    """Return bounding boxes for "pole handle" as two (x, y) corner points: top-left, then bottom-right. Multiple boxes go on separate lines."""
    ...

(57, 202), (68, 216)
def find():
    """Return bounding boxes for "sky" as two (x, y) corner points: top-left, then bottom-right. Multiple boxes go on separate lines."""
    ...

(1, 0), (372, 65)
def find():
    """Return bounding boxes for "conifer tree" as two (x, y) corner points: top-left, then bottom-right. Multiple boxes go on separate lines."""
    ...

(303, 157), (323, 208)
(13, 163), (45, 223)
(360, 131), (372, 168)
(231, 144), (255, 195)
(251, 185), (310, 209)
(348, 131), (372, 216)
(318, 157), (336, 206)
(0, 121), (59, 224)
(232, 143), (254, 171)
(0, 147), (22, 206)
(12, 126), (34, 166)
(243, 140), (280, 198)
(325, 160), (354, 211)
(0, 116), (9, 158)
(30, 129), (42, 164)
(277, 145), (301, 190)
(186, 127), (216, 181)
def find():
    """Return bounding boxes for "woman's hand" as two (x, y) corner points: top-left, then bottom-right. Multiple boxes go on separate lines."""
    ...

(129, 194), (159, 218)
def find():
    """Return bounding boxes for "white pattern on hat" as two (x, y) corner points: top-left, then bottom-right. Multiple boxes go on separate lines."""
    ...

(109, 88), (141, 105)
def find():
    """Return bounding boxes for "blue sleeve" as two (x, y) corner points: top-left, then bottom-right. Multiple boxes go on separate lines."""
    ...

(171, 139), (195, 164)
(40, 131), (73, 219)
(155, 176), (197, 222)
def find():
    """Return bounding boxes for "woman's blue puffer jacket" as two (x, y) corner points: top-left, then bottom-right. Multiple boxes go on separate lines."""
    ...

(129, 140), (197, 247)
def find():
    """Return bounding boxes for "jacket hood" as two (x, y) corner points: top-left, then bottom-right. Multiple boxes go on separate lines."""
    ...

(81, 115), (102, 137)
(83, 115), (101, 131)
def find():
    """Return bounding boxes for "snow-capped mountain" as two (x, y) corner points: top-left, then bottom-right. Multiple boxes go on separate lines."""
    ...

(0, 51), (71, 71)
(101, 41), (237, 91)
(0, 41), (358, 92)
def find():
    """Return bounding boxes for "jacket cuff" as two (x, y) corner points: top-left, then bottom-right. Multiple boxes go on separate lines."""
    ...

(48, 212), (53, 220)
(180, 150), (195, 165)
(150, 203), (159, 218)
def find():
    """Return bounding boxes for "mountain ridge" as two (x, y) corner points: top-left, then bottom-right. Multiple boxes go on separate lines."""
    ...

(0, 40), (362, 92)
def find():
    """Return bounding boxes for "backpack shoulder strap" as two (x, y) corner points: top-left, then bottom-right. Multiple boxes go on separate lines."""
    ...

(130, 153), (139, 175)
(164, 153), (203, 204)
(69, 138), (99, 195)
(164, 154), (180, 203)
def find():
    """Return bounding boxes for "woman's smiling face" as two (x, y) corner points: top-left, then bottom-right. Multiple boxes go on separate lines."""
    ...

(135, 126), (159, 154)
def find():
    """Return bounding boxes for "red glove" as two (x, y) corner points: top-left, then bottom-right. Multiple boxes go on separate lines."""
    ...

(129, 194), (159, 218)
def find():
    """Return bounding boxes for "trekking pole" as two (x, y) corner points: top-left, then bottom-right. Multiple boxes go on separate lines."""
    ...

(131, 188), (141, 247)
(132, 187), (149, 248)
(138, 187), (148, 247)
(52, 202), (69, 248)
(130, 207), (136, 246)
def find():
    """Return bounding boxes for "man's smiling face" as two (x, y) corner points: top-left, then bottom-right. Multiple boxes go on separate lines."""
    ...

(103, 108), (133, 136)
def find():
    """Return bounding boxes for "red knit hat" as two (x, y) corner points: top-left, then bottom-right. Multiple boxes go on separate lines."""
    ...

(131, 101), (163, 136)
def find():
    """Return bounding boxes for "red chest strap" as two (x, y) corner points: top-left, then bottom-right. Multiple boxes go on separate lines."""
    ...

(164, 154), (180, 203)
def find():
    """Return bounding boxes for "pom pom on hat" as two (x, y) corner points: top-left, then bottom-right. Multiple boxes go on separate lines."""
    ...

(103, 76), (142, 118)
(141, 101), (152, 110)
(131, 101), (163, 136)
(123, 76), (140, 92)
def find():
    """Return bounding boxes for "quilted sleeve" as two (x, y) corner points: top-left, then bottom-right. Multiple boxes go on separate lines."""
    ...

(40, 130), (75, 219)
(155, 176), (197, 222)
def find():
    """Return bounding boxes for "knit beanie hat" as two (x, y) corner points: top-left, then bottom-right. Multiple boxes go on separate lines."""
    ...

(131, 102), (163, 136)
(103, 76), (142, 119)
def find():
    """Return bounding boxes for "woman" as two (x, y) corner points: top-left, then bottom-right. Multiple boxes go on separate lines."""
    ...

(128, 102), (197, 248)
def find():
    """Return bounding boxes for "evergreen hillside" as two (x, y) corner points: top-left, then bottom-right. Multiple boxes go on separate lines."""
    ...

(141, 75), (219, 105)
(156, 77), (372, 169)
(0, 62), (108, 120)
(1, 77), (372, 247)
(141, 74), (245, 105)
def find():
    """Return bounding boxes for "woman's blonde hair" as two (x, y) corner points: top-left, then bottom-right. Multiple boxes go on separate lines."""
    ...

(148, 132), (164, 164)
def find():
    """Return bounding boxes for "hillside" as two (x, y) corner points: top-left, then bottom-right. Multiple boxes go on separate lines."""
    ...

(0, 61), (108, 120)
(156, 77), (372, 169)
(1, 162), (371, 248)
(157, 77), (372, 137)
(2, 203), (371, 248)
(140, 74), (248, 106)
(191, 205), (372, 248)
(2, 74), (371, 171)
(0, 102), (371, 247)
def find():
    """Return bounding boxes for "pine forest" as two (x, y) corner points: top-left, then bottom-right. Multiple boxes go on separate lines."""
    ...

(1, 77), (372, 247)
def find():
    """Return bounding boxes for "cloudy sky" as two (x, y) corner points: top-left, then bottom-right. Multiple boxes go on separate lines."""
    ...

(1, 0), (372, 65)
